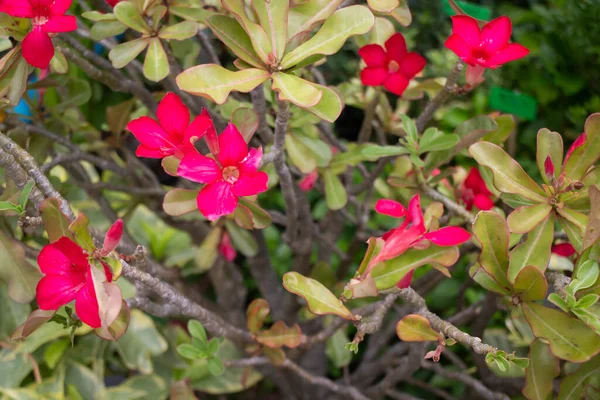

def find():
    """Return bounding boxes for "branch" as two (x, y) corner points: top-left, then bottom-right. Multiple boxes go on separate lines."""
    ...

(416, 61), (464, 133)
(352, 292), (399, 345)
(418, 180), (475, 224)
(251, 85), (274, 144)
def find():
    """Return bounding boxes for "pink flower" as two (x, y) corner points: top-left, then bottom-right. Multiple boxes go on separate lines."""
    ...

(445, 16), (529, 85)
(177, 124), (269, 221)
(544, 156), (555, 178)
(127, 93), (214, 159)
(36, 237), (113, 328)
(461, 167), (494, 211)
(299, 170), (318, 192)
(100, 219), (123, 256)
(564, 133), (586, 165)
(358, 33), (426, 96)
(0, 0), (77, 69)
(218, 231), (236, 262)
(374, 194), (471, 264)
(105, 0), (122, 6)
(552, 243), (576, 258)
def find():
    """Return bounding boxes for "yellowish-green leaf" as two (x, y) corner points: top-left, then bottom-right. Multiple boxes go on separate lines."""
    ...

(523, 339), (559, 400)
(396, 314), (439, 342)
(91, 20), (128, 41)
(367, 0), (399, 13)
(256, 321), (303, 349)
(508, 213), (554, 283)
(205, 15), (264, 69)
(109, 38), (150, 69)
(163, 188), (199, 217)
(472, 211), (511, 289)
(507, 203), (552, 234)
(251, 0), (288, 60)
(557, 353), (600, 400)
(113, 1), (151, 33)
(303, 81), (344, 123)
(287, 0), (343, 40)
(246, 298), (270, 334)
(563, 113), (600, 182)
(159, 21), (198, 40)
(513, 266), (548, 302)
(143, 38), (169, 82)
(40, 198), (74, 242)
(323, 169), (347, 210)
(536, 128), (563, 184)
(271, 72), (322, 108)
(221, 0), (272, 64)
(469, 264), (511, 295)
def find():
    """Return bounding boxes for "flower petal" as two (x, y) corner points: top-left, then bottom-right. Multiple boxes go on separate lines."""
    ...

(157, 93), (190, 137)
(360, 67), (388, 86)
(232, 171), (269, 197)
(398, 53), (426, 79)
(43, 15), (77, 33)
(487, 43), (529, 67)
(41, 236), (89, 272)
(396, 269), (414, 289)
(36, 275), (85, 310)
(50, 0), (72, 15)
(177, 152), (221, 184)
(196, 181), (238, 221)
(444, 34), (472, 61)
(384, 72), (409, 96)
(464, 167), (491, 195)
(552, 243), (576, 257)
(127, 116), (172, 149)
(358, 44), (387, 67)
(423, 226), (471, 246)
(21, 27), (54, 69)
(299, 169), (318, 191)
(384, 33), (407, 62)
(450, 15), (480, 48)
(75, 277), (102, 328)
(0, 0), (33, 17)
(465, 64), (486, 85)
(218, 232), (237, 262)
(473, 194), (494, 211)
(238, 147), (263, 174)
(375, 199), (407, 218)
(480, 16), (512, 54)
(407, 194), (426, 234)
(135, 145), (164, 159)
(184, 109), (214, 151)
(376, 225), (423, 262)
(218, 124), (248, 166)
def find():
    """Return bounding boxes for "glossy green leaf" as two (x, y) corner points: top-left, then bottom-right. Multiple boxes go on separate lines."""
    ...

(303, 81), (344, 122)
(238, 199), (272, 229)
(367, 0), (400, 13)
(507, 203), (552, 234)
(246, 298), (270, 334)
(159, 21), (198, 40)
(513, 266), (548, 301)
(558, 217), (584, 254)
(109, 38), (150, 69)
(523, 339), (559, 400)
(144, 38), (169, 82)
(271, 72), (322, 108)
(372, 246), (459, 290)
(563, 113), (600, 181)
(325, 328), (352, 368)
(396, 314), (439, 342)
(256, 321), (303, 349)
(508, 212), (554, 283)
(221, 0), (272, 64)
(287, 0), (343, 40)
(469, 264), (511, 295)
(188, 320), (208, 343)
(69, 212), (95, 253)
(114, 1), (151, 33)
(91, 20), (128, 41)
(50, 50), (68, 74)
(177, 65), (270, 104)
(252, 0), (288, 60)
(557, 353), (600, 400)
(536, 128), (563, 184)
(281, 6), (374, 69)
(282, 272), (356, 320)
(224, 220), (259, 257)
(0, 231), (40, 303)
(286, 132), (317, 173)
(82, 11), (117, 22)
(163, 188), (200, 217)
(205, 15), (264, 68)
(231, 107), (259, 142)
(418, 128), (459, 154)
(521, 302), (600, 362)
(470, 142), (547, 202)
(0, 281), (30, 340)
(472, 211), (511, 289)
(323, 169), (347, 210)
(482, 114), (515, 145)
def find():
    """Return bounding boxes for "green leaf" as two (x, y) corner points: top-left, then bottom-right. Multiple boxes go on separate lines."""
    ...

(513, 266), (548, 302)
(177, 65), (270, 104)
(188, 320), (208, 343)
(507, 203), (552, 234)
(521, 302), (600, 363)
(418, 128), (459, 153)
(401, 115), (418, 146)
(281, 6), (374, 69)
(576, 293), (599, 309)
(256, 321), (303, 349)
(470, 142), (546, 202)
(246, 298), (270, 334)
(10, 309), (56, 340)
(372, 245), (459, 290)
(563, 113), (600, 182)
(396, 314), (439, 342)
(143, 38), (169, 82)
(472, 211), (511, 290)
(558, 217), (585, 254)
(252, 0), (289, 60)
(163, 188), (200, 217)
(0, 230), (41, 304)
(82, 11), (117, 22)
(572, 260), (600, 293)
(43, 339), (70, 369)
(287, 0), (343, 39)
(231, 107), (259, 142)
(0, 201), (21, 213)
(469, 264), (511, 295)
(536, 128), (563, 184)
(325, 328), (352, 368)
(282, 272), (356, 320)
(238, 199), (272, 229)
(109, 38), (150, 69)
(508, 212), (554, 283)
(0, 281), (30, 340)
(367, 0), (400, 13)
(303, 81), (344, 122)
(206, 15), (264, 69)
(18, 180), (34, 210)
(159, 21), (198, 40)
(293, 132), (332, 167)
(68, 213), (95, 253)
(64, 362), (105, 400)
(557, 353), (600, 400)
(285, 132), (318, 173)
(323, 169), (347, 210)
(114, 1), (151, 33)
(224, 221), (258, 257)
(178, 344), (201, 360)
(51, 77), (92, 112)
(271, 73), (322, 108)
(523, 338), (559, 400)
(95, 300), (130, 341)
(207, 357), (225, 376)
(221, 0), (272, 64)
(90, 20), (127, 41)
(482, 114), (515, 145)
(194, 227), (221, 273)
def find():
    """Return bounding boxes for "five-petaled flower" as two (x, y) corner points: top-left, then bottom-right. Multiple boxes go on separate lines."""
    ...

(36, 237), (112, 328)
(177, 124), (269, 221)
(445, 15), (529, 85)
(127, 93), (216, 159)
(461, 167), (494, 211)
(358, 33), (426, 96)
(0, 0), (77, 69)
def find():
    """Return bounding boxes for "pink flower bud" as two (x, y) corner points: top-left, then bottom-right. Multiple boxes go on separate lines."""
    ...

(102, 219), (123, 256)
(218, 232), (237, 262)
(564, 133), (586, 165)
(544, 155), (555, 177)
(299, 170), (318, 192)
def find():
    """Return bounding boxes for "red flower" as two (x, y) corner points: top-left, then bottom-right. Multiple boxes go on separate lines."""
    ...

(445, 16), (529, 85)
(299, 170), (318, 192)
(374, 194), (471, 264)
(552, 243), (576, 258)
(105, 0), (122, 6)
(0, 0), (77, 69)
(461, 167), (494, 211)
(177, 124), (269, 221)
(564, 133), (586, 165)
(358, 33), (426, 96)
(127, 93), (215, 159)
(218, 231), (236, 262)
(100, 219), (123, 256)
(36, 237), (112, 328)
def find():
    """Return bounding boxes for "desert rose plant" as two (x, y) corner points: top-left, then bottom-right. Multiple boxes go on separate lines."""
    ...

(0, 0), (599, 399)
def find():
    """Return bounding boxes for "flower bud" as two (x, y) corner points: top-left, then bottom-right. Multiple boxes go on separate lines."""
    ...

(218, 232), (236, 262)
(101, 219), (123, 256)
(564, 133), (586, 165)
(544, 155), (555, 178)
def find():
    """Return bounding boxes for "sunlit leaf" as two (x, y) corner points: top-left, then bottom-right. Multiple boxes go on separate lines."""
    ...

(396, 314), (439, 342)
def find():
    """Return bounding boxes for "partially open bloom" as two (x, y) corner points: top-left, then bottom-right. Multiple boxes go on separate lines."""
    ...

(36, 237), (112, 328)
(177, 124), (268, 221)
(564, 133), (586, 165)
(127, 93), (214, 159)
(218, 231), (236, 262)
(461, 167), (494, 211)
(100, 219), (123, 256)
(0, 0), (77, 68)
(374, 194), (471, 264)
(299, 170), (318, 192)
(445, 16), (529, 85)
(358, 33), (426, 96)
